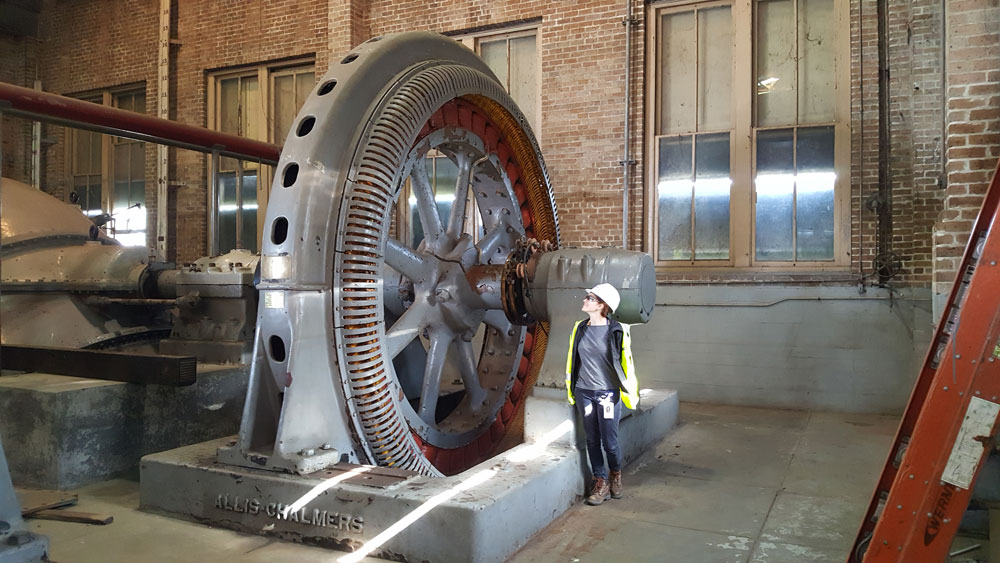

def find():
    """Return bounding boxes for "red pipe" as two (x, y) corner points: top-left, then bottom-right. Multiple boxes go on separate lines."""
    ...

(0, 81), (281, 165)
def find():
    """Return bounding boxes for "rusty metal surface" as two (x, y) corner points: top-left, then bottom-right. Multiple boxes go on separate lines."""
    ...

(310, 463), (416, 489)
(0, 82), (280, 165)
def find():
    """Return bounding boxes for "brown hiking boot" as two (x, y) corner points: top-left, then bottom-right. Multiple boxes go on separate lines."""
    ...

(585, 477), (610, 505)
(610, 470), (623, 499)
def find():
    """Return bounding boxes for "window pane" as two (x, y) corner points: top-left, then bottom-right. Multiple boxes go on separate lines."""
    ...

(86, 178), (102, 216)
(657, 136), (693, 260)
(217, 172), (256, 253)
(129, 143), (146, 233)
(241, 172), (258, 253)
(241, 76), (263, 142)
(130, 142), (145, 181)
(219, 78), (239, 171)
(755, 128), (794, 260)
(757, 0), (796, 126)
(798, 0), (836, 123)
(117, 95), (133, 113)
(89, 131), (102, 174)
(218, 173), (238, 254)
(74, 131), (90, 175)
(113, 143), (130, 213)
(273, 74), (295, 145)
(796, 126), (835, 260)
(480, 39), (508, 89)
(698, 6), (732, 131)
(434, 155), (458, 233)
(660, 11), (696, 134)
(509, 35), (537, 132)
(134, 93), (146, 114)
(694, 133), (731, 259)
(409, 158), (437, 247)
(295, 72), (314, 110)
(219, 78), (239, 134)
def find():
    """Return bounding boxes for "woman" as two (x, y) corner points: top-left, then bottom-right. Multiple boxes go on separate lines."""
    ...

(564, 283), (639, 506)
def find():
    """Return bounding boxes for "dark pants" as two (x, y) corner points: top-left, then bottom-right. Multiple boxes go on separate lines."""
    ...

(574, 388), (622, 479)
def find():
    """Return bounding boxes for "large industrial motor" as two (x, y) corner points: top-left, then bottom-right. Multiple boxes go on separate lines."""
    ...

(0, 177), (257, 363)
(221, 32), (654, 477)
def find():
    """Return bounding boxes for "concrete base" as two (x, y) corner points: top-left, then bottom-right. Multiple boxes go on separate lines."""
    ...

(0, 364), (248, 490)
(0, 532), (48, 563)
(139, 388), (678, 562)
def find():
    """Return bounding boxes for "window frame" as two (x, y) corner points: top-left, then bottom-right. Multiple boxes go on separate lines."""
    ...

(645, 0), (851, 271)
(206, 57), (315, 254)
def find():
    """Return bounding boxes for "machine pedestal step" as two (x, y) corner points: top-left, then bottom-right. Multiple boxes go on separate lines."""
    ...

(140, 388), (677, 562)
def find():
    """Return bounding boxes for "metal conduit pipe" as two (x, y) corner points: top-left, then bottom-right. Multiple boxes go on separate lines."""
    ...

(620, 0), (636, 249)
(875, 0), (894, 283)
(0, 82), (280, 165)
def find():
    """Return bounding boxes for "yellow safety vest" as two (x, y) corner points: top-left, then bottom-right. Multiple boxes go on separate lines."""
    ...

(565, 319), (639, 409)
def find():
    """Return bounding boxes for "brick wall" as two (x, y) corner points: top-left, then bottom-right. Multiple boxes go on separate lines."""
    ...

(0, 34), (37, 184)
(170, 0), (328, 261)
(35, 0), (158, 242)
(367, 0), (639, 249)
(935, 0), (1000, 303)
(849, 0), (944, 288)
(3, 0), (979, 289)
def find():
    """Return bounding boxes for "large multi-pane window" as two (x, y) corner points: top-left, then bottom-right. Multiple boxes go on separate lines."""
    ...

(649, 0), (847, 268)
(474, 29), (539, 133)
(209, 61), (314, 254)
(70, 105), (104, 218)
(111, 91), (147, 246)
(68, 88), (148, 246)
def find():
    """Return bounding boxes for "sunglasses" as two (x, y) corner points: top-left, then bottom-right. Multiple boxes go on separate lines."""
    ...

(583, 294), (601, 303)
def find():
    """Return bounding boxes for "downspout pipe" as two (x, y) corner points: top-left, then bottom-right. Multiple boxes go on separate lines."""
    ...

(876, 0), (893, 283)
(621, 0), (637, 249)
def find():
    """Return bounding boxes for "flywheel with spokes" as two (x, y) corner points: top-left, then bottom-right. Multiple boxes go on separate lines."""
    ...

(239, 32), (559, 477)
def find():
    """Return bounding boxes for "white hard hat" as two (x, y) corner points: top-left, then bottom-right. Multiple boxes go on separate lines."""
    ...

(588, 283), (621, 313)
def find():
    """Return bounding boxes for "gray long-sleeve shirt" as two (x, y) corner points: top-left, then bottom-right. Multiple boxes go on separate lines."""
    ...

(575, 324), (617, 391)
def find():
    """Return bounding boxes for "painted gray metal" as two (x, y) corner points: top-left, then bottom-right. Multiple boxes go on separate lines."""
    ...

(526, 247), (656, 325)
(140, 388), (678, 562)
(0, 438), (49, 563)
(232, 31), (560, 475)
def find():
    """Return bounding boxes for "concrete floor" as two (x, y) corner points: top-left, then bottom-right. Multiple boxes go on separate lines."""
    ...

(21, 402), (990, 562)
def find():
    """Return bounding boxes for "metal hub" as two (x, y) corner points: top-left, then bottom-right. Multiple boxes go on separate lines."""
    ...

(385, 126), (527, 450)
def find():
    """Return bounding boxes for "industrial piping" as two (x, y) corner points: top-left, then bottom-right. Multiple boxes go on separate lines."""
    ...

(620, 0), (636, 250)
(0, 82), (280, 165)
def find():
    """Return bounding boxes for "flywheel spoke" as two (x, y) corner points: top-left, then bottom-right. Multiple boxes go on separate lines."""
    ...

(410, 162), (443, 248)
(418, 330), (451, 423)
(385, 236), (428, 282)
(455, 340), (487, 412)
(385, 300), (430, 359)
(476, 220), (513, 264)
(445, 153), (475, 240)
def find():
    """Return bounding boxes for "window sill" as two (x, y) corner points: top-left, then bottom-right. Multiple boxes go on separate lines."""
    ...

(655, 267), (858, 285)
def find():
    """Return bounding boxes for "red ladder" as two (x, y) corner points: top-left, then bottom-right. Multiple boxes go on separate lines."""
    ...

(852, 157), (1000, 562)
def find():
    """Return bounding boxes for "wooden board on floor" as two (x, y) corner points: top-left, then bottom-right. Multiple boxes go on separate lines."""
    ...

(29, 509), (113, 525)
(16, 488), (78, 516)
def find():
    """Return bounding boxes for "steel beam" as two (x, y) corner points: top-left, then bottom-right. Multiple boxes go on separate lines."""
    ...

(1, 345), (196, 386)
